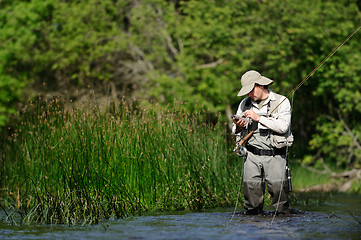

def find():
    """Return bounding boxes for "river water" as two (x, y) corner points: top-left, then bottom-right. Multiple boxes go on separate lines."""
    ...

(1, 193), (360, 240)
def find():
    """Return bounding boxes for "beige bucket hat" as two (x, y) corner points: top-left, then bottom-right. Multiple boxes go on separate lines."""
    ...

(237, 70), (274, 96)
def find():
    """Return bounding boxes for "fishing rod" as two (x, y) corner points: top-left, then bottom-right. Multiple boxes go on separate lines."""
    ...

(236, 24), (361, 148)
(229, 24), (361, 224)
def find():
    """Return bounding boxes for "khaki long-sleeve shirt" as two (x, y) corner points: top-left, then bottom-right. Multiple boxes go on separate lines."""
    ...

(232, 90), (292, 149)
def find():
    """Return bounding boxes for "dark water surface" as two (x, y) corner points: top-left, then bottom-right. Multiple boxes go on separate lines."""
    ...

(1, 193), (360, 240)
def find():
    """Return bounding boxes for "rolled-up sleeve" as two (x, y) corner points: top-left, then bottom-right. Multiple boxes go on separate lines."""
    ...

(258, 96), (291, 134)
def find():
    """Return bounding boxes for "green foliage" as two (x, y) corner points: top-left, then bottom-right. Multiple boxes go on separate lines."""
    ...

(0, 97), (241, 224)
(0, 0), (133, 126)
(139, 0), (361, 168)
(350, 179), (361, 193)
(142, 0), (251, 114)
(131, 0), (361, 169)
(1, 0), (361, 169)
(291, 163), (331, 190)
(309, 113), (361, 168)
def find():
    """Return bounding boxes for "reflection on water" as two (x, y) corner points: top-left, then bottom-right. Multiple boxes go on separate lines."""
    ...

(1, 193), (360, 240)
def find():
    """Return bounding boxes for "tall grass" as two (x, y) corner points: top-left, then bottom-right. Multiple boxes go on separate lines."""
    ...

(290, 163), (331, 190)
(0, 97), (242, 224)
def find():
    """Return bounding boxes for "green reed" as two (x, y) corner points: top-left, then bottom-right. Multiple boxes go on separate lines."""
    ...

(0, 97), (242, 224)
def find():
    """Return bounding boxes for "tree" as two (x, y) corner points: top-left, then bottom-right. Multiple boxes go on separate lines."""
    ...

(135, 0), (361, 167)
(0, 0), (149, 127)
(1, 0), (360, 168)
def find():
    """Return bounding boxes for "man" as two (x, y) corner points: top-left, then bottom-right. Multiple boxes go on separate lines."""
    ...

(232, 70), (292, 215)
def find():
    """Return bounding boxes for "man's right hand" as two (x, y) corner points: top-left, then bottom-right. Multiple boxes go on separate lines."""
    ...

(233, 116), (247, 132)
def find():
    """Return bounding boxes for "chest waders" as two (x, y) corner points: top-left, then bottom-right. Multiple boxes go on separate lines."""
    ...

(231, 24), (360, 222)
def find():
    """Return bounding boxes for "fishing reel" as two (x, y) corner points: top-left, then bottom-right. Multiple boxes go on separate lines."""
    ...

(233, 144), (247, 157)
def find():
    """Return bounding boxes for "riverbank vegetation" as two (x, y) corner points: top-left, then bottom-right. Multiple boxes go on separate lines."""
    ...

(1, 0), (361, 224)
(1, 0), (361, 169)
(1, 98), (360, 225)
(1, 97), (242, 224)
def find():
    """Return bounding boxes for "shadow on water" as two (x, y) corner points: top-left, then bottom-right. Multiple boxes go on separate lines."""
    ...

(0, 192), (360, 240)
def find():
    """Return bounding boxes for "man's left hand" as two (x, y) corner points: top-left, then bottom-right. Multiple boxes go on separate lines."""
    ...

(244, 109), (261, 122)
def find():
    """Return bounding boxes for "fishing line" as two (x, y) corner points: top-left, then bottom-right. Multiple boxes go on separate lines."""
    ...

(271, 24), (361, 115)
(271, 167), (285, 224)
(270, 92), (294, 225)
(268, 25), (360, 223)
(229, 165), (244, 222)
(232, 24), (360, 223)
(236, 24), (361, 147)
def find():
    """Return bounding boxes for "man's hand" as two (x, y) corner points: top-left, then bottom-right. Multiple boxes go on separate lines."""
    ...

(244, 109), (261, 122)
(233, 116), (248, 132)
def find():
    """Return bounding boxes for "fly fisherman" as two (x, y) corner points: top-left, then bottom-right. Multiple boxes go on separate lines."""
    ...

(232, 70), (293, 215)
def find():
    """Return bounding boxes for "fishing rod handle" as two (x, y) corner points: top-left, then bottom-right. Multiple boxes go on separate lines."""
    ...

(238, 129), (255, 146)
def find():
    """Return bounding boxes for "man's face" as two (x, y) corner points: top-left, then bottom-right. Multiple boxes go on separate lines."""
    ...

(247, 85), (263, 101)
